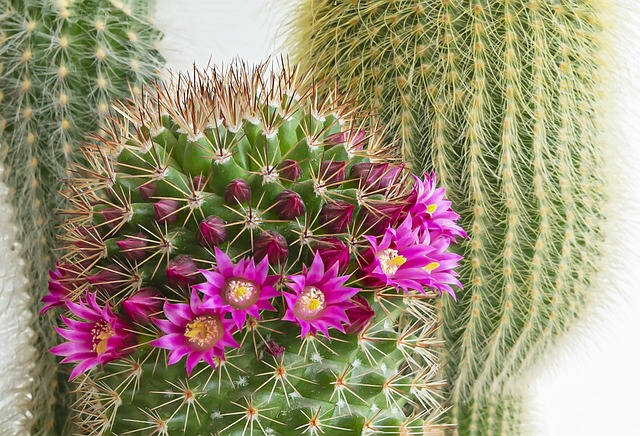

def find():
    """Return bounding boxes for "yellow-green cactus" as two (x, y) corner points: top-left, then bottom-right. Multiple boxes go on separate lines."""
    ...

(0, 0), (163, 432)
(288, 1), (607, 433)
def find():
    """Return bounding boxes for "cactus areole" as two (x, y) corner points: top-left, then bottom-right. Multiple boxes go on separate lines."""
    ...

(43, 60), (465, 434)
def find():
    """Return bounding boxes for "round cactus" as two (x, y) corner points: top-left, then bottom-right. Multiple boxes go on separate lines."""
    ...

(43, 60), (466, 434)
(287, 0), (608, 433)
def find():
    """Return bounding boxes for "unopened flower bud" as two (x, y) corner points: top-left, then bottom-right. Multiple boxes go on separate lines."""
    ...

(166, 255), (200, 286)
(224, 178), (252, 205)
(345, 295), (375, 334)
(116, 233), (149, 261)
(264, 340), (285, 358)
(197, 215), (227, 247)
(192, 175), (207, 191)
(319, 160), (347, 184)
(254, 230), (289, 264)
(350, 162), (402, 191)
(325, 129), (366, 149)
(139, 182), (157, 200)
(360, 202), (404, 234)
(154, 199), (179, 223)
(273, 190), (305, 220)
(319, 200), (354, 233)
(122, 288), (162, 324)
(312, 237), (350, 273)
(73, 226), (102, 255)
(101, 207), (126, 229)
(87, 264), (126, 293)
(277, 159), (302, 181)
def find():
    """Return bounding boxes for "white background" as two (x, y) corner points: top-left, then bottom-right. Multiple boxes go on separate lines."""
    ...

(154, 1), (640, 434)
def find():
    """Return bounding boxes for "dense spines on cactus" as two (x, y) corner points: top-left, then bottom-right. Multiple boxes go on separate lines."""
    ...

(44, 60), (464, 434)
(288, 0), (607, 433)
(0, 0), (163, 432)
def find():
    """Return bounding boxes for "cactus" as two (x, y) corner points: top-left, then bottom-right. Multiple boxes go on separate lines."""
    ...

(42, 60), (466, 434)
(288, 0), (607, 433)
(0, 0), (163, 432)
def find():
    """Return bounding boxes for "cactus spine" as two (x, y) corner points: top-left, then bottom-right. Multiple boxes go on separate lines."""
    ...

(0, 0), (163, 432)
(43, 60), (464, 434)
(288, 0), (607, 433)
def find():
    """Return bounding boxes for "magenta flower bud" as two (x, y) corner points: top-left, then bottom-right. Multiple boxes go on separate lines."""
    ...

(116, 233), (149, 261)
(265, 340), (285, 358)
(319, 200), (355, 233)
(166, 255), (200, 286)
(360, 202), (404, 234)
(139, 182), (157, 200)
(192, 175), (207, 191)
(345, 295), (375, 334)
(197, 215), (227, 247)
(101, 207), (126, 229)
(350, 162), (403, 191)
(73, 226), (102, 255)
(224, 178), (252, 205)
(87, 264), (126, 293)
(121, 288), (163, 324)
(312, 237), (350, 273)
(154, 199), (179, 223)
(278, 159), (302, 181)
(273, 190), (306, 220)
(319, 160), (347, 184)
(254, 230), (289, 264)
(325, 129), (366, 148)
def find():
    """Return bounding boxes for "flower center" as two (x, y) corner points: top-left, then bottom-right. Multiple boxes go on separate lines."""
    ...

(377, 248), (407, 276)
(91, 321), (114, 356)
(224, 279), (260, 310)
(426, 203), (437, 215)
(293, 286), (326, 321)
(423, 261), (440, 273)
(184, 315), (223, 351)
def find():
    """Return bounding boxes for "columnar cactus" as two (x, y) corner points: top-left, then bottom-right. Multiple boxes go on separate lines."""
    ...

(288, 1), (607, 433)
(0, 0), (163, 432)
(42, 60), (466, 434)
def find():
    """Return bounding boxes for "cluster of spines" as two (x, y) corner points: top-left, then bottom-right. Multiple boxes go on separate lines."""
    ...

(47, 60), (456, 434)
(288, 0), (608, 433)
(0, 0), (163, 432)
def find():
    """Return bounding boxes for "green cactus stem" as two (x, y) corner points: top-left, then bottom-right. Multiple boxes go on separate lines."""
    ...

(288, 0), (607, 433)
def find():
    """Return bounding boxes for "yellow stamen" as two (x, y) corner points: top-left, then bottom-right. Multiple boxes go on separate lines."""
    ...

(424, 262), (440, 273)
(389, 255), (407, 267)
(184, 315), (223, 351)
(91, 322), (114, 356)
(426, 204), (438, 214)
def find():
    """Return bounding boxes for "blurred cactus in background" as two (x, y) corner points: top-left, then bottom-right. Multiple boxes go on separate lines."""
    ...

(288, 0), (608, 433)
(0, 0), (163, 432)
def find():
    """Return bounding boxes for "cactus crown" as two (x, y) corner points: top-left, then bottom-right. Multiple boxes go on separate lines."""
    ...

(45, 60), (464, 434)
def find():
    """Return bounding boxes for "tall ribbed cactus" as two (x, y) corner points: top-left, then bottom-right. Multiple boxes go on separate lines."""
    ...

(288, 1), (607, 433)
(0, 0), (163, 432)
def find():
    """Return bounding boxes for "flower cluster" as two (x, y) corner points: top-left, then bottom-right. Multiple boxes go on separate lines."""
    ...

(44, 172), (463, 379)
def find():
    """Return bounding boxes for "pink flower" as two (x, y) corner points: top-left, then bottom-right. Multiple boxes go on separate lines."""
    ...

(195, 248), (280, 329)
(362, 215), (439, 295)
(404, 173), (467, 241)
(151, 290), (239, 375)
(50, 292), (135, 380)
(41, 263), (81, 316)
(282, 252), (359, 338)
